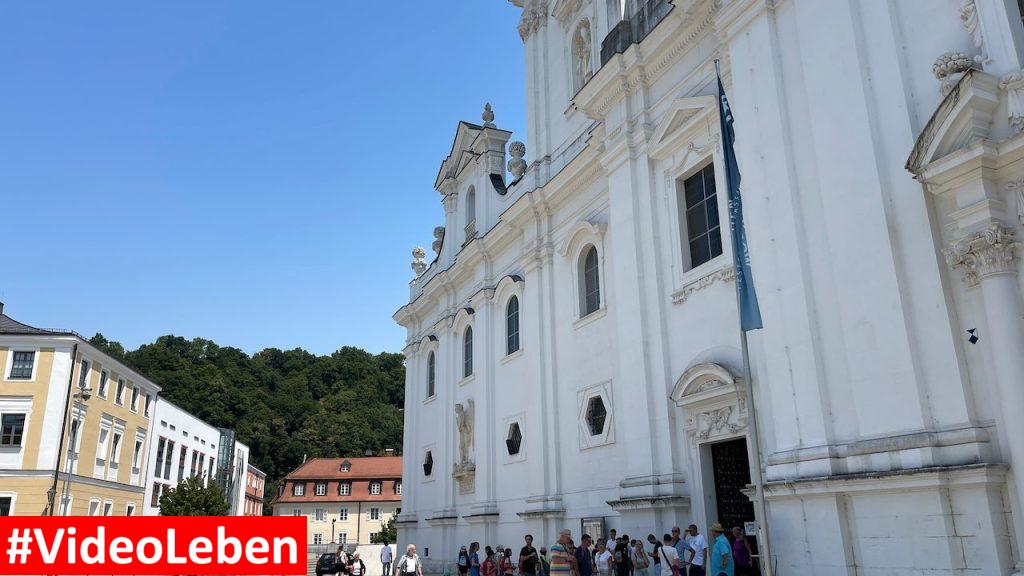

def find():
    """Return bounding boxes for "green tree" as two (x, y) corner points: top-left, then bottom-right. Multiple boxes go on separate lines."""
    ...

(158, 477), (230, 516)
(90, 333), (405, 503)
(371, 516), (397, 544)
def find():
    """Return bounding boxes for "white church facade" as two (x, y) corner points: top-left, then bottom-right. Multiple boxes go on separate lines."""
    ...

(394, 0), (1024, 574)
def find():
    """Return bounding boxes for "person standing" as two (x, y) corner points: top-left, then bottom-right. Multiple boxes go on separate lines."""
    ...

(381, 542), (394, 576)
(729, 528), (752, 576)
(670, 528), (690, 573)
(708, 525), (733, 576)
(594, 539), (613, 576)
(646, 535), (662, 576)
(685, 525), (707, 576)
(395, 545), (424, 576)
(550, 529), (574, 576)
(351, 553), (367, 576)
(521, 535), (540, 576)
(574, 534), (594, 576)
(470, 542), (482, 576)
(539, 548), (551, 576)
(483, 546), (498, 576)
(458, 546), (471, 576)
(630, 540), (650, 576)
(659, 535), (681, 576)
(502, 548), (515, 576)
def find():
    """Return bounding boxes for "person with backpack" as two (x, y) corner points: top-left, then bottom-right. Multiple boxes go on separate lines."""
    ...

(458, 546), (471, 576)
(395, 545), (424, 576)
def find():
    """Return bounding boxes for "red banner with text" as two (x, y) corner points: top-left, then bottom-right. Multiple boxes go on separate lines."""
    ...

(0, 515), (306, 575)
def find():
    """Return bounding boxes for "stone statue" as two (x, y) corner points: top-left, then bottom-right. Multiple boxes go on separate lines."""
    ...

(573, 22), (592, 89)
(482, 103), (495, 128)
(411, 247), (427, 277)
(508, 141), (527, 180)
(454, 399), (475, 466)
(432, 226), (445, 255)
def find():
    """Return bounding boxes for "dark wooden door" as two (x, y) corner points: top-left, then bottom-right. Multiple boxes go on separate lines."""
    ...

(710, 438), (754, 531)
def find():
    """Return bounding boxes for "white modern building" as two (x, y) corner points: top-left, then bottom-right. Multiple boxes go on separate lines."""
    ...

(394, 0), (1024, 574)
(144, 400), (249, 516)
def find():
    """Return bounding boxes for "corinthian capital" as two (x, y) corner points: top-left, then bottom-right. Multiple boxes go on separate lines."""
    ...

(518, 0), (548, 42)
(945, 223), (1022, 286)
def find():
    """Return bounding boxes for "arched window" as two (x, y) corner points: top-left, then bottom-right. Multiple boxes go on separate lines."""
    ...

(506, 296), (520, 355)
(426, 351), (436, 398)
(571, 20), (593, 93)
(465, 186), (477, 239)
(580, 245), (601, 317)
(463, 326), (474, 378)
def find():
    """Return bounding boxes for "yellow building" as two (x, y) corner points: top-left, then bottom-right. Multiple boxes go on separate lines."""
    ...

(0, 303), (159, 516)
(272, 455), (402, 547)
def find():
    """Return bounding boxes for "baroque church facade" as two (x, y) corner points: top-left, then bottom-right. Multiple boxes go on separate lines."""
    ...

(394, 0), (1024, 573)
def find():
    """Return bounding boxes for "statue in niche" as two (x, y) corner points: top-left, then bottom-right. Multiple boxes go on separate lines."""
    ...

(454, 399), (475, 467)
(573, 20), (593, 91)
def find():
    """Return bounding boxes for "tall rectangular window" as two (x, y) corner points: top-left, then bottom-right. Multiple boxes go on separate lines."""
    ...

(0, 414), (25, 447)
(78, 360), (90, 389)
(133, 440), (144, 470)
(315, 508), (325, 521)
(163, 441), (175, 480)
(0, 496), (11, 516)
(9, 351), (34, 380)
(369, 507), (380, 520)
(115, 380), (126, 405)
(339, 508), (349, 521)
(110, 432), (122, 464)
(154, 438), (166, 476)
(315, 482), (327, 496)
(178, 449), (187, 482)
(98, 371), (108, 397)
(143, 394), (152, 417)
(339, 482), (350, 496)
(130, 387), (139, 412)
(679, 163), (722, 269)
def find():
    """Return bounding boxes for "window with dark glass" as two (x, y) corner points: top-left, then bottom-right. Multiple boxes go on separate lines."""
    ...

(463, 326), (473, 378)
(681, 164), (722, 269)
(78, 360), (89, 388)
(581, 246), (601, 316)
(506, 422), (523, 455)
(0, 414), (25, 447)
(0, 496), (11, 516)
(423, 451), (433, 476)
(98, 371), (108, 397)
(9, 351), (34, 380)
(427, 352), (436, 398)
(293, 483), (305, 496)
(339, 482), (351, 496)
(506, 296), (520, 355)
(585, 396), (607, 436)
(163, 441), (175, 480)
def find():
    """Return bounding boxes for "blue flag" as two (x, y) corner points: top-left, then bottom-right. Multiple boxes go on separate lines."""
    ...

(717, 71), (763, 331)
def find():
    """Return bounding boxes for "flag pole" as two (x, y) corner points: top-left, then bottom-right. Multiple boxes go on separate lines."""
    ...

(715, 58), (774, 576)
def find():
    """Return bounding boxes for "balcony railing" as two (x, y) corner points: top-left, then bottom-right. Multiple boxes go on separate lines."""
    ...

(600, 0), (674, 66)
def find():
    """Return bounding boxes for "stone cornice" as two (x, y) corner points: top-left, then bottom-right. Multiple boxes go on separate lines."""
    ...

(606, 495), (690, 512)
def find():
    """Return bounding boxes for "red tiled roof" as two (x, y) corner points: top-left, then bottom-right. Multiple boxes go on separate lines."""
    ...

(272, 456), (404, 506)
(285, 456), (402, 480)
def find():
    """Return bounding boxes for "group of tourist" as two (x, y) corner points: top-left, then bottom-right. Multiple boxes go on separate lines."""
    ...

(445, 524), (756, 576)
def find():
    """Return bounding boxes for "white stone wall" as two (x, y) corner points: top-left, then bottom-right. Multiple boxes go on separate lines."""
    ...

(396, 0), (1024, 573)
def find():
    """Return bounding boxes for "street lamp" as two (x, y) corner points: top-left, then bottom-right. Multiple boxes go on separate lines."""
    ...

(332, 518), (337, 544)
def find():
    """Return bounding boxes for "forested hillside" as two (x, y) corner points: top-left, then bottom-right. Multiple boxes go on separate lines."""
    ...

(89, 334), (405, 510)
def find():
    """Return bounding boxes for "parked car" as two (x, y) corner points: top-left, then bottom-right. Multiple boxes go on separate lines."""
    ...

(316, 552), (344, 576)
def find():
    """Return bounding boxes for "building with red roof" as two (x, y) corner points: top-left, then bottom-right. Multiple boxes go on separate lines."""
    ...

(272, 452), (401, 547)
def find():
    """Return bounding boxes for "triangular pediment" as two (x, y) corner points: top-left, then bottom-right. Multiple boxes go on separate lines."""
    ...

(650, 95), (717, 159)
(906, 70), (999, 174)
(435, 121), (484, 190)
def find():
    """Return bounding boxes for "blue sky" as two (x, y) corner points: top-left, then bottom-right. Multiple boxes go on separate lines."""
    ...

(0, 1), (526, 355)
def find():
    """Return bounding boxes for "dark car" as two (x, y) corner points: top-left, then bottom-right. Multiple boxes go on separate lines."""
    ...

(316, 553), (345, 576)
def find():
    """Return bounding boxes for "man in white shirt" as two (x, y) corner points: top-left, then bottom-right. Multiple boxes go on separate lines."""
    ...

(381, 541), (394, 576)
(660, 534), (680, 576)
(684, 525), (707, 576)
